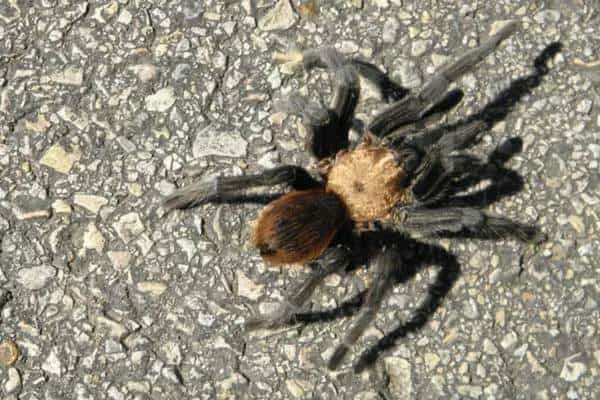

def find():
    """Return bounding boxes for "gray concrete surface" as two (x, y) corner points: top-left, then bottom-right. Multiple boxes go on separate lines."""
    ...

(0, 1), (598, 399)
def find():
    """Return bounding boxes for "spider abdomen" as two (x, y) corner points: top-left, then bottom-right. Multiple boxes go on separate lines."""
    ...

(326, 141), (413, 222)
(252, 189), (348, 265)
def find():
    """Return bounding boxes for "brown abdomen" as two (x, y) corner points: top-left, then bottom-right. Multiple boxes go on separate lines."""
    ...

(252, 189), (347, 265)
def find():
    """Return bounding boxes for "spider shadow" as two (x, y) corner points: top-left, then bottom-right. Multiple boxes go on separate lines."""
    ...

(295, 230), (460, 373)
(292, 42), (562, 372)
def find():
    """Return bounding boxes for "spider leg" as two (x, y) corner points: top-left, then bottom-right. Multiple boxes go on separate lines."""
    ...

(245, 244), (353, 331)
(163, 165), (319, 209)
(409, 120), (488, 205)
(368, 21), (518, 137)
(386, 207), (545, 243)
(328, 246), (399, 370)
(276, 47), (360, 159)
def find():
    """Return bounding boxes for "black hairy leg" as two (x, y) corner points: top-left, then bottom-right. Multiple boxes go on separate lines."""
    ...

(387, 207), (545, 243)
(328, 245), (399, 370)
(163, 165), (319, 209)
(410, 120), (489, 205)
(275, 47), (360, 159)
(245, 244), (355, 330)
(368, 21), (518, 137)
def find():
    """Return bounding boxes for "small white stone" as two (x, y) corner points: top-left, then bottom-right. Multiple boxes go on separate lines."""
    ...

(129, 64), (157, 82)
(117, 9), (132, 24)
(17, 265), (56, 290)
(107, 251), (131, 270)
(57, 106), (89, 131)
(145, 87), (176, 112)
(384, 357), (413, 398)
(500, 331), (518, 349)
(114, 212), (145, 243)
(161, 341), (183, 365)
(176, 238), (196, 261)
(534, 9), (560, 24)
(47, 66), (84, 86)
(42, 349), (63, 376)
(136, 281), (167, 296)
(462, 298), (479, 319)
(40, 144), (81, 174)
(489, 20), (516, 36)
(74, 194), (108, 214)
(4, 367), (21, 394)
(560, 354), (587, 382)
(24, 114), (51, 133)
(457, 385), (483, 398)
(411, 40), (429, 57)
(236, 271), (264, 300)
(258, 0), (297, 31)
(193, 125), (248, 158)
(424, 352), (440, 371)
(285, 379), (311, 399)
(483, 338), (499, 355)
(52, 199), (72, 215)
(95, 315), (129, 339)
(83, 223), (105, 253)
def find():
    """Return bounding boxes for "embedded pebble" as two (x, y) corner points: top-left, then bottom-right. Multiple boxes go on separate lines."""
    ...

(46, 67), (84, 86)
(73, 194), (108, 214)
(4, 367), (21, 394)
(136, 281), (168, 296)
(384, 357), (413, 399)
(107, 251), (131, 270)
(560, 354), (587, 382)
(236, 271), (264, 300)
(129, 64), (158, 82)
(83, 223), (105, 253)
(114, 212), (145, 243)
(145, 87), (176, 112)
(40, 144), (81, 174)
(193, 125), (248, 158)
(17, 265), (56, 290)
(259, 0), (297, 31)
(42, 349), (63, 376)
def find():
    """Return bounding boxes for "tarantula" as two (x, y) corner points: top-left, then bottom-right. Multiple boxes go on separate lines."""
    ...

(164, 21), (543, 370)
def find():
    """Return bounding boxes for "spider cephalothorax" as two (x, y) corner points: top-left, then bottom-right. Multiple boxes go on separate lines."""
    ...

(164, 21), (547, 371)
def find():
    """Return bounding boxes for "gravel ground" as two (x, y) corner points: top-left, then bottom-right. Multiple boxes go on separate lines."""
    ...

(1, 1), (599, 399)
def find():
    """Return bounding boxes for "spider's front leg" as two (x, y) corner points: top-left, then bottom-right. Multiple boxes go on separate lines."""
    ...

(369, 20), (519, 137)
(245, 244), (353, 331)
(163, 165), (319, 209)
(328, 245), (400, 370)
(275, 47), (360, 159)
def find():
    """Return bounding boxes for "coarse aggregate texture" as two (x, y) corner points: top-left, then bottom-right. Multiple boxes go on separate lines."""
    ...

(0, 1), (598, 399)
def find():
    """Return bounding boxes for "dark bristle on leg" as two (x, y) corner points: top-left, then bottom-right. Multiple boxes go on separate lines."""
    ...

(163, 165), (319, 209)
(387, 207), (545, 244)
(368, 21), (519, 137)
(245, 245), (353, 330)
(275, 47), (359, 159)
(328, 246), (399, 370)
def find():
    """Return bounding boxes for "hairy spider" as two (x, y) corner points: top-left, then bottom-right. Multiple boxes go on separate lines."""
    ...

(164, 21), (544, 371)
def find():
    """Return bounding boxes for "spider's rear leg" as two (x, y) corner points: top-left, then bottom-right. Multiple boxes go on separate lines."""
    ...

(163, 165), (319, 209)
(275, 47), (360, 159)
(328, 245), (399, 370)
(245, 244), (354, 331)
(386, 207), (546, 243)
(368, 21), (519, 137)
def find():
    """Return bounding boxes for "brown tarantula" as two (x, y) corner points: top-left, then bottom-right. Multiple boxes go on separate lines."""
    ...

(164, 21), (543, 370)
